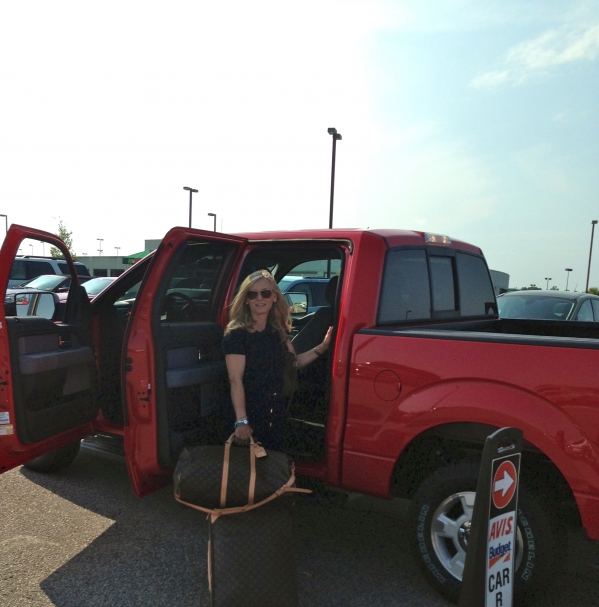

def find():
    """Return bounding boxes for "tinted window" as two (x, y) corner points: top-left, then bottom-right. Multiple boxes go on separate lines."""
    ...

(593, 300), (599, 320)
(58, 261), (90, 277)
(379, 250), (431, 323)
(10, 259), (27, 282)
(576, 299), (594, 322)
(430, 256), (456, 311)
(26, 261), (54, 279)
(159, 240), (237, 323)
(456, 253), (496, 316)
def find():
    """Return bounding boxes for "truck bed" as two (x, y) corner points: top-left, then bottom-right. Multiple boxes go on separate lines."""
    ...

(363, 317), (599, 349)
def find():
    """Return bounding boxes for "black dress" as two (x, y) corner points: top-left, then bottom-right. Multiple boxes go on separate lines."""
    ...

(222, 326), (287, 450)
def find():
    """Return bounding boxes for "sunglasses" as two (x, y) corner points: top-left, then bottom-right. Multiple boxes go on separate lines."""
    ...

(247, 289), (273, 300)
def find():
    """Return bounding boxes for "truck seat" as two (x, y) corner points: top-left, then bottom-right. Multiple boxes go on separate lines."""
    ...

(291, 276), (338, 354)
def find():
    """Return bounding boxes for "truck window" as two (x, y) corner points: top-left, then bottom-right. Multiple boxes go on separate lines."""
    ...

(576, 299), (594, 322)
(430, 256), (456, 312)
(456, 252), (496, 316)
(379, 250), (431, 323)
(158, 240), (237, 323)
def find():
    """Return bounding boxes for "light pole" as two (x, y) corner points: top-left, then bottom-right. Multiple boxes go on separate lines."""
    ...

(208, 213), (217, 232)
(97, 238), (103, 255)
(327, 127), (342, 229)
(545, 277), (551, 290)
(0, 214), (7, 234)
(184, 186), (198, 228)
(29, 244), (33, 255)
(586, 220), (598, 292)
(565, 268), (573, 291)
(115, 247), (120, 257)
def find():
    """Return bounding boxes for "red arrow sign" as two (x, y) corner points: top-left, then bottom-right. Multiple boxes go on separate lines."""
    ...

(492, 460), (517, 509)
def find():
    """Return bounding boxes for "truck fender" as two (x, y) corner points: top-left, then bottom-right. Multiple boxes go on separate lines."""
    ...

(390, 379), (599, 496)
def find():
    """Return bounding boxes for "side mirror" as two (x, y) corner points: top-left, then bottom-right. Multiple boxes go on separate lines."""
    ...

(4, 291), (58, 320)
(285, 292), (308, 315)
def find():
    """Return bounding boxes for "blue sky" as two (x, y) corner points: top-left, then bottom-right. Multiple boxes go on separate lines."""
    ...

(1, 0), (598, 290)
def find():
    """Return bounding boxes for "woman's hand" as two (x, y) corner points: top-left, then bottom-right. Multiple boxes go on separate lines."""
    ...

(320, 326), (333, 351)
(234, 423), (253, 445)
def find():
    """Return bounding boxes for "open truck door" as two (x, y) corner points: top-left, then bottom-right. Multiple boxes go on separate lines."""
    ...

(0, 225), (98, 473)
(123, 228), (247, 497)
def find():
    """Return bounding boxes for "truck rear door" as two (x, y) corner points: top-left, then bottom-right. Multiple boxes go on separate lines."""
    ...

(0, 225), (98, 473)
(123, 228), (247, 497)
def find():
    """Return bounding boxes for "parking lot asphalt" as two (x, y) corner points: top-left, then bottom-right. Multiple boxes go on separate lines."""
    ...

(1, 449), (599, 606)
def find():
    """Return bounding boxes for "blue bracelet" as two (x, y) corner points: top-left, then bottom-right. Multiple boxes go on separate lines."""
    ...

(235, 419), (249, 427)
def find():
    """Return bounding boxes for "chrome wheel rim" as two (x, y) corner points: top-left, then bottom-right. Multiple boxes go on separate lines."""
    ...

(430, 490), (523, 581)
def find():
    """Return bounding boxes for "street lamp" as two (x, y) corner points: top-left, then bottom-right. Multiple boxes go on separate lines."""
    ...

(115, 247), (120, 256)
(0, 214), (7, 234)
(565, 268), (573, 291)
(208, 213), (217, 232)
(184, 186), (198, 228)
(327, 127), (342, 229)
(97, 238), (103, 255)
(545, 277), (552, 290)
(586, 220), (598, 292)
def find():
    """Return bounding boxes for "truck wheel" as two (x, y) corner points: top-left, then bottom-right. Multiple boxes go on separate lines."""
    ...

(409, 461), (562, 605)
(23, 441), (81, 473)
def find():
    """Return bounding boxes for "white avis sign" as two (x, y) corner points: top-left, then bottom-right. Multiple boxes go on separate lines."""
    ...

(486, 454), (520, 607)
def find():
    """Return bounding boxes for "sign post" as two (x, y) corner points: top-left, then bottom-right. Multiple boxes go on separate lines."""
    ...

(458, 427), (523, 607)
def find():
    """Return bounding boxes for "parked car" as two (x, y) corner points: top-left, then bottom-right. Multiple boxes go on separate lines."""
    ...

(82, 277), (117, 300)
(497, 289), (599, 321)
(6, 273), (91, 295)
(8, 255), (90, 287)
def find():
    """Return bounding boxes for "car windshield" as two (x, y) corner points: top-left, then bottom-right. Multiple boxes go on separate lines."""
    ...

(19, 275), (66, 291)
(497, 295), (575, 320)
(83, 278), (114, 296)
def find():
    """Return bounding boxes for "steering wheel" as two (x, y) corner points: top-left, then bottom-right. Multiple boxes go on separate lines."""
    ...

(162, 292), (197, 321)
(164, 292), (196, 306)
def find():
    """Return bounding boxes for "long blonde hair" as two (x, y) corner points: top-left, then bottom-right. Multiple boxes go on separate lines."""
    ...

(225, 269), (291, 342)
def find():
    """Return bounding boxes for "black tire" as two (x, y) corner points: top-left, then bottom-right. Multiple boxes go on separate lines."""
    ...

(23, 440), (81, 473)
(409, 461), (563, 605)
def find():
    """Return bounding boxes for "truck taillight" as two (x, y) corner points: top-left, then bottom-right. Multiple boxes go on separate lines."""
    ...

(424, 233), (451, 245)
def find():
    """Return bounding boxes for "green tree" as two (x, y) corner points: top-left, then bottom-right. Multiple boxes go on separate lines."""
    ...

(49, 219), (77, 259)
(589, 287), (599, 295)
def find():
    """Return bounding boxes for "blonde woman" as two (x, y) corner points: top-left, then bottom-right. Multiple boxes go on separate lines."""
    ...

(223, 269), (332, 450)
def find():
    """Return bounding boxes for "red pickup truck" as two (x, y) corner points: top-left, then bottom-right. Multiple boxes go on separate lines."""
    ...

(1, 224), (598, 603)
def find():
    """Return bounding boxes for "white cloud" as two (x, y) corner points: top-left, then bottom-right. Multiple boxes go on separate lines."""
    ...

(471, 23), (599, 88)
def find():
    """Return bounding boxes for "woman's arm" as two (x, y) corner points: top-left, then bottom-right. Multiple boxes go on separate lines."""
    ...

(225, 353), (252, 441)
(294, 326), (333, 369)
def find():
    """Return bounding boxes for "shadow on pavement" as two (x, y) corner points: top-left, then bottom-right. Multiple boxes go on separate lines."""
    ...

(18, 450), (599, 607)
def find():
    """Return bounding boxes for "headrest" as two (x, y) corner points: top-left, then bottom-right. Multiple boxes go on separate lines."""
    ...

(325, 276), (339, 306)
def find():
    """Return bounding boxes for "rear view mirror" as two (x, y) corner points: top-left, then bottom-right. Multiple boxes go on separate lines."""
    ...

(285, 292), (308, 315)
(4, 291), (58, 320)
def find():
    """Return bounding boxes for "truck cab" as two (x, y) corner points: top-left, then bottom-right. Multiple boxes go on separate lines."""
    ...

(0, 225), (357, 495)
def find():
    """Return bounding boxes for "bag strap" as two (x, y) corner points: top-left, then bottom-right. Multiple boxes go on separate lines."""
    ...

(221, 433), (260, 508)
(175, 467), (312, 521)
